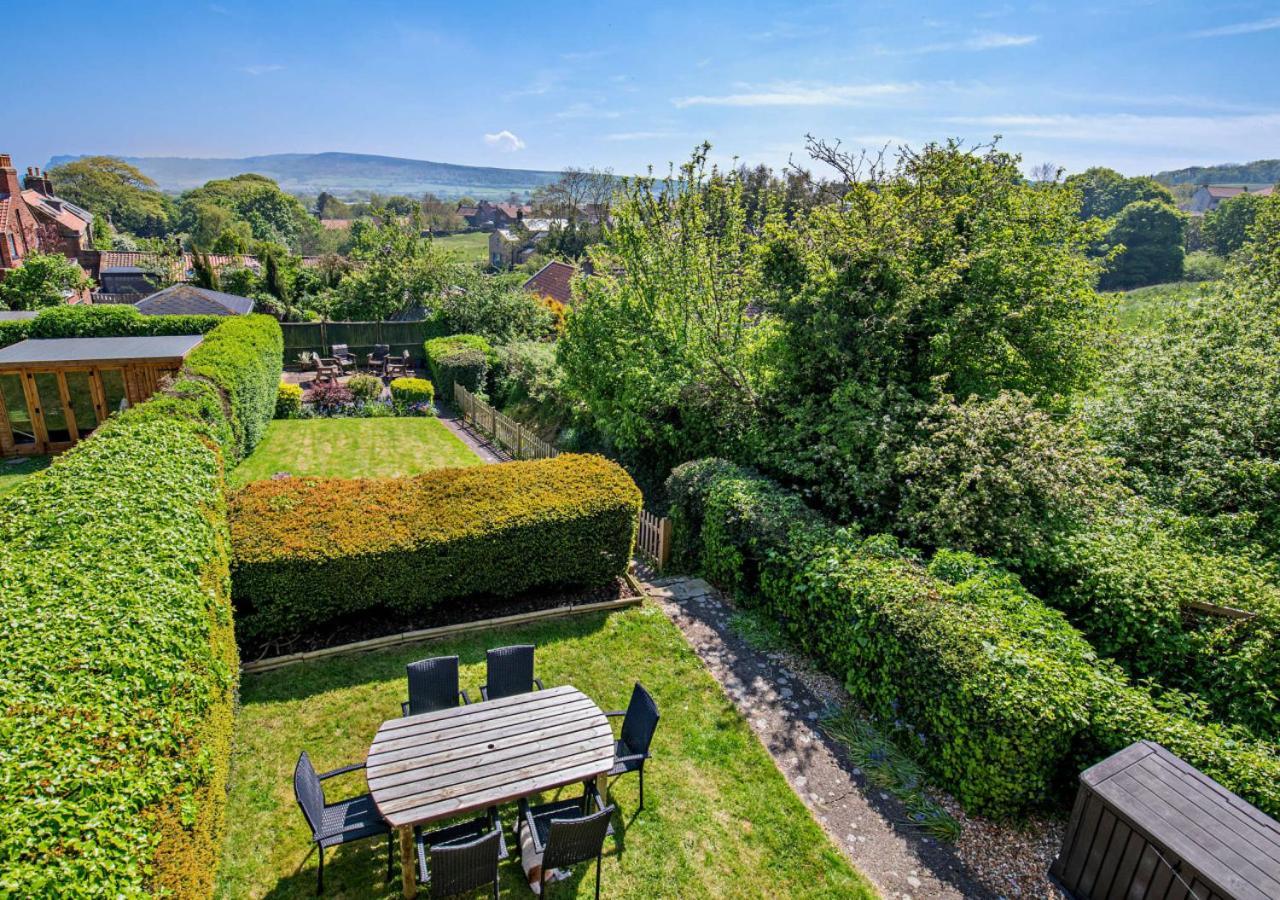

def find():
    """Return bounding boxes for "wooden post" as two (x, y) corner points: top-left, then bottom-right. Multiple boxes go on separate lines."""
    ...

(516, 422), (523, 459)
(658, 517), (673, 570)
(400, 826), (416, 897)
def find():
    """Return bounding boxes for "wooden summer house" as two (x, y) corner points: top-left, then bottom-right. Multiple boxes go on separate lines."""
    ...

(0, 335), (203, 456)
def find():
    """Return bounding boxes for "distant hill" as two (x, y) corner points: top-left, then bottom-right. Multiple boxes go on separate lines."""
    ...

(1153, 159), (1280, 187)
(45, 151), (564, 200)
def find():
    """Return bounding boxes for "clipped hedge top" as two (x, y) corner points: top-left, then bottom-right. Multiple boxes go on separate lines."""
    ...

(425, 333), (493, 362)
(232, 453), (641, 562)
(0, 303), (228, 349)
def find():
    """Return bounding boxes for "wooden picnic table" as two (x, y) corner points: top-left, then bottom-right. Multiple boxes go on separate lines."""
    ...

(367, 684), (615, 897)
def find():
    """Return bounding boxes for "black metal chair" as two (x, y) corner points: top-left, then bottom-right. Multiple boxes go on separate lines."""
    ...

(402, 655), (471, 716)
(330, 343), (357, 373)
(604, 682), (660, 810)
(414, 807), (507, 898)
(515, 783), (615, 899)
(367, 343), (391, 375)
(480, 644), (544, 701)
(293, 751), (393, 894)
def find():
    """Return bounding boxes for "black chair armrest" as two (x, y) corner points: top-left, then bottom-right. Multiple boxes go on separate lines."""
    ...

(459, 689), (471, 705)
(613, 752), (647, 766)
(603, 710), (625, 718)
(533, 677), (545, 690)
(318, 761), (366, 780)
(479, 684), (489, 701)
(401, 700), (411, 716)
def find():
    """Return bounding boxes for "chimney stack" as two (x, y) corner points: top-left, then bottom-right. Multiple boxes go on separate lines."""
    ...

(23, 165), (54, 197)
(0, 153), (20, 196)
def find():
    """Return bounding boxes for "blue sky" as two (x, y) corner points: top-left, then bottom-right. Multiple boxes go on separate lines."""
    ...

(13, 1), (1280, 178)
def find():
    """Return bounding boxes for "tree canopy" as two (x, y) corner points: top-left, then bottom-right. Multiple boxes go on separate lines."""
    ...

(1064, 167), (1175, 220)
(0, 253), (92, 310)
(47, 156), (172, 236)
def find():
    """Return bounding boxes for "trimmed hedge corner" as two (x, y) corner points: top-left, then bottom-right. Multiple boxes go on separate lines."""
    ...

(230, 454), (641, 642)
(0, 303), (228, 349)
(666, 458), (1280, 819)
(425, 333), (492, 400)
(0, 314), (281, 896)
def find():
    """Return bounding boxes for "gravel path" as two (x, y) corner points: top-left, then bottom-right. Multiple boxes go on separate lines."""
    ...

(640, 573), (1066, 900)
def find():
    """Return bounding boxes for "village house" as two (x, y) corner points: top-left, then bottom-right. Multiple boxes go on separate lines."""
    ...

(488, 218), (565, 269)
(458, 199), (533, 231)
(1188, 183), (1275, 213)
(522, 259), (577, 306)
(0, 154), (93, 273)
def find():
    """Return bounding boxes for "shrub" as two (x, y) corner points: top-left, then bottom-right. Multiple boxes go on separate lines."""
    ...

(230, 454), (641, 641)
(0, 312), (282, 894)
(425, 333), (492, 401)
(1183, 250), (1225, 282)
(667, 458), (1280, 817)
(347, 373), (383, 405)
(390, 376), (435, 415)
(897, 391), (1124, 575)
(275, 381), (304, 418)
(310, 379), (355, 416)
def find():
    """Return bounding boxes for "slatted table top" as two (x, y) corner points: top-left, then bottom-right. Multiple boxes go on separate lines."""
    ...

(1082, 741), (1280, 900)
(367, 684), (615, 829)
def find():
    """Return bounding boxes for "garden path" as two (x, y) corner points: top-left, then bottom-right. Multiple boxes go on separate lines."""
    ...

(433, 400), (505, 463)
(637, 573), (1005, 900)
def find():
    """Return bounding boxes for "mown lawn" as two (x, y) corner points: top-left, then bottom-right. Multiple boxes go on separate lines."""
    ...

(216, 604), (875, 899)
(0, 455), (50, 498)
(432, 231), (490, 264)
(229, 418), (481, 487)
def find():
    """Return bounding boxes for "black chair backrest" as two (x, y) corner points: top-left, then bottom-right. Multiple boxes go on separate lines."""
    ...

(429, 829), (501, 898)
(332, 343), (350, 356)
(485, 644), (535, 700)
(372, 343), (390, 358)
(620, 682), (660, 757)
(406, 656), (461, 715)
(293, 751), (325, 839)
(541, 805), (615, 871)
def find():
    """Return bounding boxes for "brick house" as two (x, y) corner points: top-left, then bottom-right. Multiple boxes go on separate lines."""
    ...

(21, 166), (93, 256)
(488, 218), (564, 269)
(0, 154), (42, 272)
(1188, 184), (1275, 213)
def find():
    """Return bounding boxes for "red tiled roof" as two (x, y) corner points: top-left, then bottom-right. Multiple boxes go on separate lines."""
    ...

(21, 190), (91, 234)
(523, 260), (577, 306)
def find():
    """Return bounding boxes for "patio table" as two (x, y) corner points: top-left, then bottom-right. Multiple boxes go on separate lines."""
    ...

(366, 684), (615, 897)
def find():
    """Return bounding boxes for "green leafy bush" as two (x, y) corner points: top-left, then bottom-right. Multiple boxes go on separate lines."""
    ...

(390, 376), (435, 414)
(0, 303), (228, 349)
(667, 458), (1280, 817)
(347, 373), (382, 405)
(182, 314), (284, 460)
(425, 333), (492, 401)
(0, 312), (283, 895)
(275, 381), (304, 418)
(230, 454), (641, 642)
(1183, 250), (1225, 282)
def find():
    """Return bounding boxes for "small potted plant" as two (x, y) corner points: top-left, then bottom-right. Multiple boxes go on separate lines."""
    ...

(296, 351), (315, 370)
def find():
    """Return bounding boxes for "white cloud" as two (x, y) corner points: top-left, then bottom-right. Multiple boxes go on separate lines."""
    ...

(1191, 16), (1280, 38)
(241, 64), (284, 76)
(876, 31), (1038, 55)
(483, 130), (526, 152)
(673, 81), (917, 108)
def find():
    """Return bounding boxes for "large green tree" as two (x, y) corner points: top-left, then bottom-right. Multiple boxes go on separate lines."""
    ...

(1064, 167), (1174, 220)
(1203, 192), (1264, 256)
(177, 174), (319, 253)
(557, 146), (775, 470)
(757, 139), (1107, 520)
(47, 156), (172, 236)
(1101, 200), (1186, 289)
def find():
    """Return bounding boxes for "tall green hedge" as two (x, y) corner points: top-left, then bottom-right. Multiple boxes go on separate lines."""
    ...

(230, 454), (641, 643)
(0, 304), (228, 349)
(425, 333), (492, 401)
(0, 314), (282, 896)
(667, 458), (1280, 818)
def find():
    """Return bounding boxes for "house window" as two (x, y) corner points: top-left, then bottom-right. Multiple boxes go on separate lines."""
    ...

(6, 234), (17, 261)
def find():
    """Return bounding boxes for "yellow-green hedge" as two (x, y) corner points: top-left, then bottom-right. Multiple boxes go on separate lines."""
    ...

(0, 315), (281, 896)
(230, 454), (641, 641)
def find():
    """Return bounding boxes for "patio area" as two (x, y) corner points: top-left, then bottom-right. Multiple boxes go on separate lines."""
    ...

(216, 604), (875, 899)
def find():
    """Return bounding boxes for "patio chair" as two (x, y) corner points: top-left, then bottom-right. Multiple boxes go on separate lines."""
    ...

(313, 355), (342, 383)
(293, 750), (393, 894)
(514, 783), (615, 900)
(604, 682), (661, 810)
(330, 344), (357, 373)
(414, 806), (507, 898)
(480, 644), (544, 701)
(367, 344), (391, 375)
(383, 350), (411, 379)
(402, 655), (471, 716)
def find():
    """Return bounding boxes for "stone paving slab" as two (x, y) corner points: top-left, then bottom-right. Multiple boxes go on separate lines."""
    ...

(643, 575), (994, 900)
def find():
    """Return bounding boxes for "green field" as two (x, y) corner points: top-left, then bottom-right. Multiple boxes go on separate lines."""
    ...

(1109, 281), (1210, 336)
(229, 418), (481, 488)
(216, 605), (874, 899)
(432, 231), (491, 263)
(0, 456), (50, 498)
